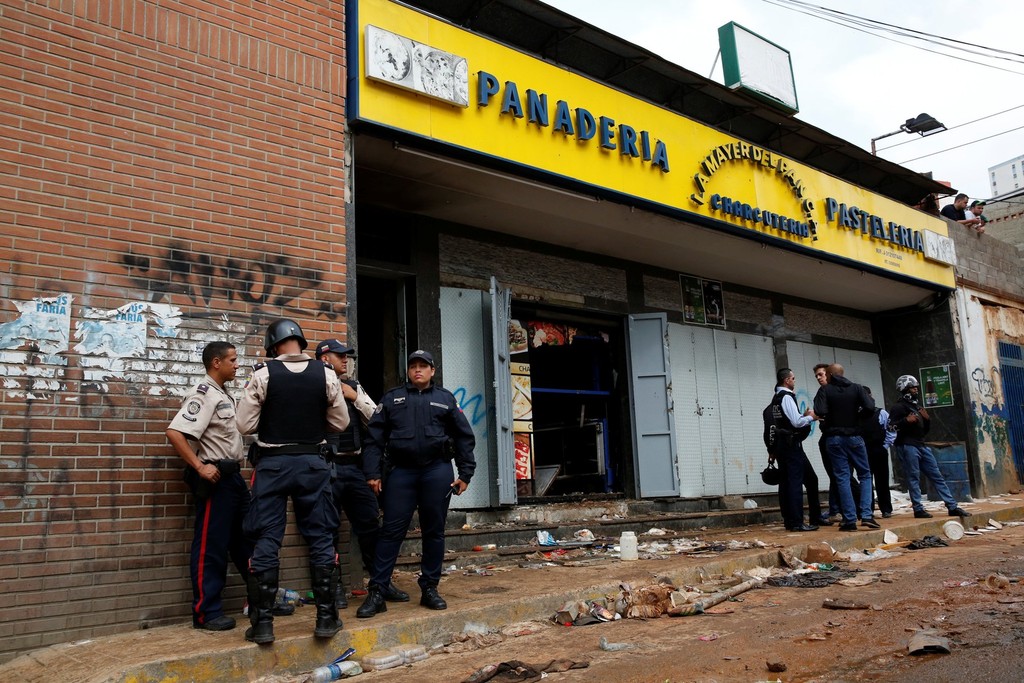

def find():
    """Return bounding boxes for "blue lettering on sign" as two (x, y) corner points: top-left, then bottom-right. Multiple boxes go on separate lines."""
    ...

(707, 193), (810, 238)
(553, 100), (574, 135)
(451, 386), (487, 427)
(501, 81), (524, 118)
(473, 71), (670, 173)
(477, 71), (500, 106)
(526, 89), (548, 126)
(824, 196), (925, 254)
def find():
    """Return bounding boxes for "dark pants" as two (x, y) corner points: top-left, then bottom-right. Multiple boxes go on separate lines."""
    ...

(866, 441), (892, 514)
(819, 437), (860, 518)
(777, 443), (821, 528)
(184, 468), (252, 626)
(245, 453), (338, 572)
(331, 459), (381, 577)
(370, 459), (453, 591)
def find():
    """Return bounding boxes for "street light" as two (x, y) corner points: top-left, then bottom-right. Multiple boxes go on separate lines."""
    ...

(870, 113), (946, 155)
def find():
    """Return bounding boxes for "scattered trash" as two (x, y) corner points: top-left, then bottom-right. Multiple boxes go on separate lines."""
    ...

(536, 530), (557, 546)
(985, 573), (1011, 591)
(844, 548), (901, 562)
(907, 535), (949, 550)
(836, 573), (880, 587)
(619, 531), (638, 561)
(989, 519), (1003, 529)
(804, 542), (836, 564)
(392, 643), (429, 664)
(743, 499), (758, 509)
(822, 598), (871, 610)
(647, 527), (669, 535)
(306, 649), (360, 682)
(908, 629), (951, 655)
(942, 520), (965, 541)
(883, 529), (899, 544)
(472, 544), (497, 552)
(574, 529), (595, 542)
(464, 622), (492, 636)
(360, 650), (404, 671)
(498, 621), (547, 637)
(698, 633), (719, 642)
(766, 660), (787, 673)
(767, 571), (857, 589)
(462, 659), (588, 683)
(668, 577), (763, 616)
(619, 579), (676, 618)
(598, 636), (633, 651)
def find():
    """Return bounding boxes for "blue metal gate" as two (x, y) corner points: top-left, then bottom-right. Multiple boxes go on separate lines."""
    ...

(998, 341), (1024, 484)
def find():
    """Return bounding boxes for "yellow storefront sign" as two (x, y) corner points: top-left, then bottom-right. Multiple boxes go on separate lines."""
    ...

(352, 0), (954, 288)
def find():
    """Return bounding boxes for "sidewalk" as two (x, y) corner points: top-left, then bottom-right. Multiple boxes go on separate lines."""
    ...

(4, 495), (1024, 683)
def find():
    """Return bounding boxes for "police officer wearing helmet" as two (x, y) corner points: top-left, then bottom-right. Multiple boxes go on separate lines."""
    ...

(887, 374), (971, 520)
(314, 339), (409, 609)
(356, 350), (476, 618)
(236, 319), (350, 644)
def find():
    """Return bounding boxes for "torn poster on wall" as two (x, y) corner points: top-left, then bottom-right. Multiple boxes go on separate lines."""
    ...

(74, 302), (183, 357)
(0, 293), (72, 356)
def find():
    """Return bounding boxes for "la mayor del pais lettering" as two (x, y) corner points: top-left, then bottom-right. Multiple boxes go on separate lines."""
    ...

(477, 71), (671, 173)
(688, 140), (926, 255)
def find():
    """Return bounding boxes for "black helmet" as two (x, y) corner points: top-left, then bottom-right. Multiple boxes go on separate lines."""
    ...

(264, 319), (307, 355)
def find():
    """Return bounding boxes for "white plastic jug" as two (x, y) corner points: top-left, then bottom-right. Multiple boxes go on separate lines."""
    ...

(619, 531), (638, 561)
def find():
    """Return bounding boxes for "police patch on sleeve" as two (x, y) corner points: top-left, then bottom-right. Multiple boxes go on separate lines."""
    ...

(186, 400), (202, 415)
(374, 403), (383, 414)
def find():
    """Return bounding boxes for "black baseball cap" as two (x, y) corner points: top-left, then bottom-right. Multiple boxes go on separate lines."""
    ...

(315, 339), (356, 359)
(407, 349), (434, 367)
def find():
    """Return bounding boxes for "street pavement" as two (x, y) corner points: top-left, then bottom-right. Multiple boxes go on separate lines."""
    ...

(3, 495), (1023, 683)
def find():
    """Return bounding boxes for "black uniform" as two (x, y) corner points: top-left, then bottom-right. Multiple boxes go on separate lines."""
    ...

(327, 379), (381, 581)
(363, 381), (476, 592)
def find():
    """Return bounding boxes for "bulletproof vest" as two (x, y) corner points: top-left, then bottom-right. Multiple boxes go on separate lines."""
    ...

(258, 359), (328, 444)
(327, 379), (362, 454)
(770, 390), (811, 444)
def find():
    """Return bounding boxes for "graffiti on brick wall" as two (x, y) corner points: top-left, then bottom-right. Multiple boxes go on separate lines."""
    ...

(120, 241), (343, 320)
(971, 366), (1000, 399)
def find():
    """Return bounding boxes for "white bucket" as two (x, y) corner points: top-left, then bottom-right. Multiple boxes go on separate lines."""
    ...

(942, 520), (964, 541)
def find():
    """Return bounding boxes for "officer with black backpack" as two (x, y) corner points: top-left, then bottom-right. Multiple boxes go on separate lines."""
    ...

(765, 368), (820, 531)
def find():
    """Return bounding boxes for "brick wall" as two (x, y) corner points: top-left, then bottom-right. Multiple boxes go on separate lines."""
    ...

(0, 0), (348, 662)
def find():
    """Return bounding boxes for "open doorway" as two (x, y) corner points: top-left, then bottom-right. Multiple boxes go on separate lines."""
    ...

(509, 310), (627, 499)
(354, 273), (413, 401)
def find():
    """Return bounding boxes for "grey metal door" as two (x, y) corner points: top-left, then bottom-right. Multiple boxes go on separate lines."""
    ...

(626, 313), (680, 498)
(490, 277), (517, 505)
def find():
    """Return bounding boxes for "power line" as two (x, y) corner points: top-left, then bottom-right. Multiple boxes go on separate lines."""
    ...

(763, 0), (1024, 76)
(875, 103), (1024, 152)
(768, 0), (1024, 62)
(898, 124), (1024, 164)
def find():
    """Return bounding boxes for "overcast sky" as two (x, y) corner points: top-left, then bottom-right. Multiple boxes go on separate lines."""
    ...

(543, 0), (1023, 203)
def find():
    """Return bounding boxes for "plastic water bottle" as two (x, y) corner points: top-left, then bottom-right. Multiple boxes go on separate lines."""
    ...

(619, 531), (638, 561)
(308, 660), (362, 681)
(276, 587), (300, 605)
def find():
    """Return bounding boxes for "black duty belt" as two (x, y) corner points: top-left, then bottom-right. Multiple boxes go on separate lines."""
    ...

(330, 452), (362, 464)
(201, 460), (242, 476)
(260, 444), (323, 457)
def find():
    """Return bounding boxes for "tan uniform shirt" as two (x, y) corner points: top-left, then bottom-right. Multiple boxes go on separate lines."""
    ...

(350, 382), (376, 422)
(236, 353), (350, 446)
(167, 375), (244, 463)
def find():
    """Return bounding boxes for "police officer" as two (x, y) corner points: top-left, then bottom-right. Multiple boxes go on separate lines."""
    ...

(236, 319), (350, 644)
(314, 339), (409, 609)
(166, 341), (249, 632)
(356, 350), (476, 618)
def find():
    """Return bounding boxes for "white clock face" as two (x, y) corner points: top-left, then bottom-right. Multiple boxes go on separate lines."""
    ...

(372, 31), (411, 82)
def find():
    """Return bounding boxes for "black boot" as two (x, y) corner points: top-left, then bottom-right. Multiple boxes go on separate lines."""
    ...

(311, 565), (343, 638)
(334, 560), (348, 609)
(382, 582), (410, 602)
(420, 585), (447, 610)
(356, 586), (387, 618)
(244, 568), (277, 644)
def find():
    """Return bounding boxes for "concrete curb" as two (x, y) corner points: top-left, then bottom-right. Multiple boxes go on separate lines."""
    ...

(5, 502), (1022, 683)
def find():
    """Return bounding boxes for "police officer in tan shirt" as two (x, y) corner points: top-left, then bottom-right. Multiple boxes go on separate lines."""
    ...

(235, 319), (350, 644)
(166, 341), (249, 632)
